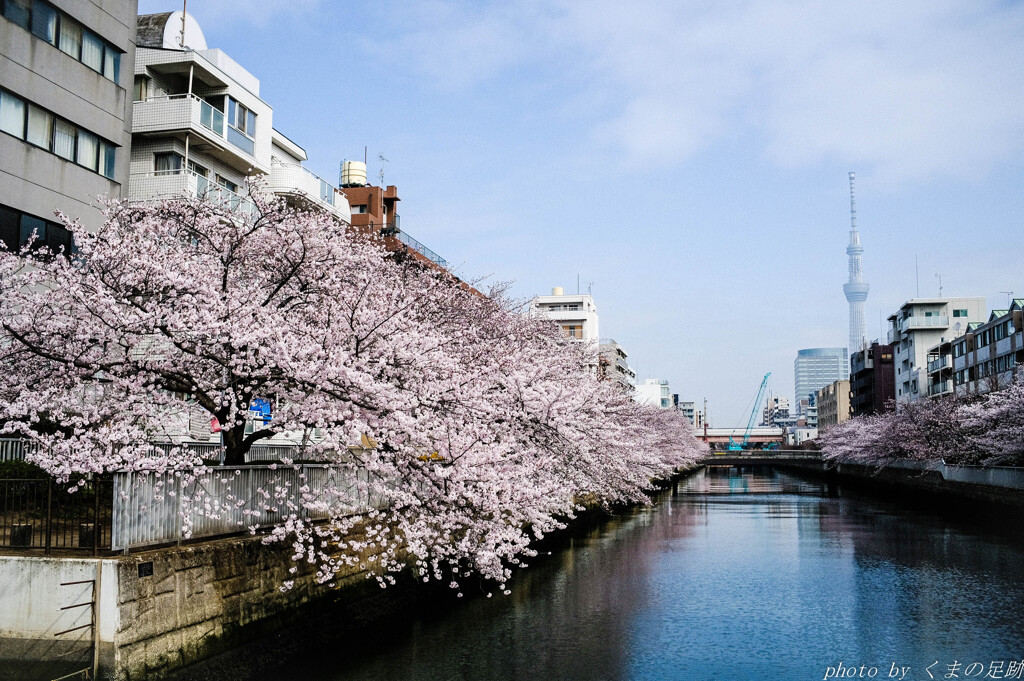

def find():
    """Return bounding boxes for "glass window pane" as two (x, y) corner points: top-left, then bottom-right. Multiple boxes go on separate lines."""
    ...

(59, 17), (82, 58)
(46, 221), (71, 253)
(53, 118), (75, 160)
(154, 152), (181, 174)
(3, 0), (30, 29)
(0, 91), (26, 138)
(81, 29), (103, 71)
(20, 214), (46, 249)
(0, 205), (19, 251)
(102, 46), (115, 80)
(76, 129), (97, 170)
(99, 141), (115, 178)
(228, 98), (236, 127)
(26, 104), (53, 149)
(30, 2), (56, 44)
(246, 110), (256, 136)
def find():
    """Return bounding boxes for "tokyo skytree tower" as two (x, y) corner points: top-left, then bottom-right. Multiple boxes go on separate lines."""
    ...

(843, 172), (869, 353)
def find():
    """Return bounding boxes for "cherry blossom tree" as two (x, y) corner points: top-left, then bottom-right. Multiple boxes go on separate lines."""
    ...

(0, 188), (703, 588)
(820, 374), (1024, 468)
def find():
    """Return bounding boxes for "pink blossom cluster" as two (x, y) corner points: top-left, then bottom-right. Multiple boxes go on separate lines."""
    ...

(819, 376), (1024, 468)
(0, 188), (705, 587)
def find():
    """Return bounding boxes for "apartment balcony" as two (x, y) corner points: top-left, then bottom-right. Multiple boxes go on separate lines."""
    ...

(129, 169), (256, 215)
(927, 356), (951, 374)
(928, 380), (952, 397)
(266, 161), (351, 223)
(132, 95), (266, 174)
(899, 315), (949, 332)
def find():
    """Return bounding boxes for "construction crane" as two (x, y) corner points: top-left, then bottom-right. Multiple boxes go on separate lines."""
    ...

(727, 372), (771, 451)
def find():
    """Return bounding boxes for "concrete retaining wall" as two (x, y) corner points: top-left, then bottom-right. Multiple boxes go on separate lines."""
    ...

(0, 528), (394, 681)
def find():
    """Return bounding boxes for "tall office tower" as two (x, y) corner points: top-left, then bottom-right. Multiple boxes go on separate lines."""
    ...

(842, 172), (869, 354)
(794, 348), (849, 412)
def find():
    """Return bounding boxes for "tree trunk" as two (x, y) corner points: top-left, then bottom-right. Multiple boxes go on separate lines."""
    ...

(222, 425), (248, 466)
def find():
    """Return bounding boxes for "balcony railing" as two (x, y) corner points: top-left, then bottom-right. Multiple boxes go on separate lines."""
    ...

(928, 380), (952, 396)
(129, 169), (256, 215)
(133, 94), (256, 161)
(927, 356), (951, 373)
(267, 161), (351, 222)
(901, 315), (949, 331)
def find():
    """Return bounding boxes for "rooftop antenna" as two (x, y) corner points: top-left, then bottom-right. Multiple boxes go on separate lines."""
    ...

(587, 281), (594, 297)
(179, 0), (187, 48)
(378, 154), (389, 186)
(1001, 291), (1014, 307)
(935, 273), (943, 297)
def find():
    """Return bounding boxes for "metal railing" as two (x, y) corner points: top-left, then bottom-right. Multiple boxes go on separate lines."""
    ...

(0, 438), (35, 462)
(129, 169), (257, 215)
(901, 315), (949, 331)
(392, 227), (449, 268)
(110, 464), (387, 551)
(0, 477), (113, 553)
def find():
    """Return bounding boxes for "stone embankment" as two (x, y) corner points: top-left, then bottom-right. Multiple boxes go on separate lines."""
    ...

(0, 466), (701, 681)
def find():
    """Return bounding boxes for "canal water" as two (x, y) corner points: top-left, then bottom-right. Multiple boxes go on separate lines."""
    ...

(267, 466), (1024, 681)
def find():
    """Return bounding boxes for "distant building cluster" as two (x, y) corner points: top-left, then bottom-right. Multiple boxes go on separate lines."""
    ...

(530, 288), (704, 427)
(780, 171), (1021, 445)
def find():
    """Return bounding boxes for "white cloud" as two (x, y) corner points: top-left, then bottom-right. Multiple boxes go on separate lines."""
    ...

(382, 0), (1024, 182)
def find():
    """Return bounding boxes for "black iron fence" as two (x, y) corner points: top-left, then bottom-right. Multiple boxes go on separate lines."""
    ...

(0, 477), (113, 554)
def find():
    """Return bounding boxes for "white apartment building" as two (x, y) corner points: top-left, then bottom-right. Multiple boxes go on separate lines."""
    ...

(634, 378), (672, 409)
(129, 12), (353, 447)
(130, 12), (350, 223)
(887, 297), (986, 404)
(598, 339), (636, 391)
(531, 286), (600, 342)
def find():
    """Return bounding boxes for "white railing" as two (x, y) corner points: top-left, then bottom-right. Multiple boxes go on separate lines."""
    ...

(267, 161), (351, 221)
(0, 438), (36, 462)
(901, 315), (949, 331)
(110, 463), (389, 551)
(129, 169), (257, 215)
(133, 93), (225, 139)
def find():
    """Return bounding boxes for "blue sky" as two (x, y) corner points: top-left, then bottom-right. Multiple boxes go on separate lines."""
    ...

(139, 0), (1024, 427)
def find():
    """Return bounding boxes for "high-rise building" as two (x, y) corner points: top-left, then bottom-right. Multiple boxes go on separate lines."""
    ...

(794, 348), (848, 411)
(843, 172), (869, 354)
(2, 0), (138, 247)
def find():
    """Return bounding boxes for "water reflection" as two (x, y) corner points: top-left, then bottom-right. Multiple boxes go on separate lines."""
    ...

(268, 467), (1024, 681)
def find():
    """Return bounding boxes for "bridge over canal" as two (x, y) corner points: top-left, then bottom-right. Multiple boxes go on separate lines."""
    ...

(699, 449), (823, 466)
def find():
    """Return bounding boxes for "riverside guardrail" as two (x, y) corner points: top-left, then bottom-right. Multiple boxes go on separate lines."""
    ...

(110, 464), (389, 552)
(0, 476), (113, 553)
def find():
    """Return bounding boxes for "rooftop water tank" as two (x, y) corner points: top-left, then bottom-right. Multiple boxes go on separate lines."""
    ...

(341, 160), (367, 187)
(552, 287), (564, 296)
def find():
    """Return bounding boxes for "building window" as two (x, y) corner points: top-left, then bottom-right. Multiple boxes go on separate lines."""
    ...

(154, 152), (182, 175)
(133, 75), (149, 102)
(562, 325), (582, 339)
(0, 88), (116, 179)
(351, 204), (367, 214)
(0, 203), (73, 255)
(3, 0), (122, 82)
(953, 309), (968, 318)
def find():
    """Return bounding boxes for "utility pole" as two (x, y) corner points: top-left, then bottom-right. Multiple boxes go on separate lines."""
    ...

(703, 398), (708, 441)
